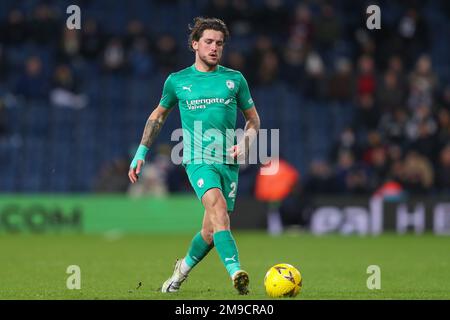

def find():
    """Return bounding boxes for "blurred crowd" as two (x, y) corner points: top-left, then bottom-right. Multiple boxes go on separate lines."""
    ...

(0, 0), (449, 195)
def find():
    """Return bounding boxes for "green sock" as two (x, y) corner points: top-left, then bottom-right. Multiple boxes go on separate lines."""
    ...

(213, 230), (241, 277)
(184, 232), (214, 268)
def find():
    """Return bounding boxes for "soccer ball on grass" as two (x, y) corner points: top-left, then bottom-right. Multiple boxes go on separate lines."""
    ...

(264, 263), (302, 298)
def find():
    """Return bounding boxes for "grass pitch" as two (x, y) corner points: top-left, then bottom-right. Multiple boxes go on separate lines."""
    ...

(1, 232), (449, 300)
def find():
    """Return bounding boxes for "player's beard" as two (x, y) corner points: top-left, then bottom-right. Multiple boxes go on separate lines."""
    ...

(200, 54), (220, 68)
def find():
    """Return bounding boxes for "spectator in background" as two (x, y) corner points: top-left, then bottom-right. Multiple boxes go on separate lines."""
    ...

(354, 93), (380, 131)
(408, 118), (439, 160)
(1, 9), (27, 46)
(304, 159), (337, 194)
(247, 35), (277, 84)
(396, 8), (429, 68)
(204, 0), (232, 25)
(28, 3), (60, 46)
(436, 144), (450, 192)
(255, 0), (289, 38)
(80, 18), (104, 62)
(128, 36), (154, 78)
(153, 34), (178, 73)
(402, 150), (434, 193)
(405, 104), (437, 143)
(354, 28), (375, 59)
(125, 20), (155, 77)
(102, 37), (127, 74)
(407, 55), (438, 110)
(254, 50), (280, 86)
(376, 70), (407, 113)
(14, 56), (49, 101)
(387, 55), (406, 80)
(345, 164), (371, 193)
(367, 146), (390, 189)
(49, 64), (88, 109)
(224, 50), (248, 76)
(302, 51), (326, 100)
(227, 0), (253, 37)
(334, 149), (371, 193)
(334, 149), (355, 190)
(436, 107), (450, 148)
(388, 158), (406, 186)
(387, 142), (404, 160)
(281, 35), (307, 88)
(58, 28), (81, 63)
(94, 158), (130, 193)
(0, 45), (9, 81)
(438, 84), (450, 109)
(356, 55), (376, 96)
(378, 108), (408, 145)
(124, 19), (148, 49)
(386, 55), (408, 93)
(330, 127), (361, 162)
(327, 57), (354, 103)
(128, 144), (173, 197)
(362, 130), (384, 167)
(313, 3), (341, 53)
(289, 4), (314, 45)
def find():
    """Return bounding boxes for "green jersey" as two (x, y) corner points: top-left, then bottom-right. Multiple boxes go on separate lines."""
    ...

(159, 64), (254, 164)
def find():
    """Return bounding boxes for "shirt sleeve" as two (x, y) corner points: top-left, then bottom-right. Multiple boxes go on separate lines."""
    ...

(236, 73), (255, 111)
(159, 74), (178, 109)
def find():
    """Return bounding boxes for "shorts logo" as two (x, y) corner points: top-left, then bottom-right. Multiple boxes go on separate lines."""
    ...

(226, 80), (235, 90)
(197, 178), (204, 188)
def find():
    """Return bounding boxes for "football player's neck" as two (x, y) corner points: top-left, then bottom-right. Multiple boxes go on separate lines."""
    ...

(194, 57), (218, 73)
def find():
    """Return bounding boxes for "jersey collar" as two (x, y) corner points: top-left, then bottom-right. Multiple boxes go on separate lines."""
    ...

(191, 64), (220, 74)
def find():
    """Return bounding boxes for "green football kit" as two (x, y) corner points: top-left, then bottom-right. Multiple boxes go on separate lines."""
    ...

(159, 64), (254, 212)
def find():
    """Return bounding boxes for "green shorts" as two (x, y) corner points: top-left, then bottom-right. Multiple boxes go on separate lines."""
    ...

(185, 163), (240, 212)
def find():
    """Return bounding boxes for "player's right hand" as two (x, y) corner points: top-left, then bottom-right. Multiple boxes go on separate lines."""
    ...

(128, 160), (144, 183)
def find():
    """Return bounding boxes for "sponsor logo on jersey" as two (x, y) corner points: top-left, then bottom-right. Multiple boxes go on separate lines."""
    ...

(197, 178), (204, 188)
(186, 97), (229, 110)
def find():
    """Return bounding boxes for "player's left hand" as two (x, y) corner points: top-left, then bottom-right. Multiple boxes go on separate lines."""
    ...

(128, 159), (144, 184)
(228, 143), (247, 160)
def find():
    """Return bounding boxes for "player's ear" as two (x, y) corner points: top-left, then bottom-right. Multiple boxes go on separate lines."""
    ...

(192, 40), (198, 51)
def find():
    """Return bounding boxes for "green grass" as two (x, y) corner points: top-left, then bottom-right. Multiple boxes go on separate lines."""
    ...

(1, 232), (449, 300)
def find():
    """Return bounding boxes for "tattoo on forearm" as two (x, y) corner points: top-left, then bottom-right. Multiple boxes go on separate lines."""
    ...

(140, 117), (164, 148)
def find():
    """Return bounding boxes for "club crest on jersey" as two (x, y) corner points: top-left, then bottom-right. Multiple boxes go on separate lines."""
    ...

(226, 80), (235, 90)
(197, 178), (204, 188)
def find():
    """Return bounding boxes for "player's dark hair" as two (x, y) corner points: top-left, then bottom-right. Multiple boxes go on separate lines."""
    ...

(188, 17), (229, 51)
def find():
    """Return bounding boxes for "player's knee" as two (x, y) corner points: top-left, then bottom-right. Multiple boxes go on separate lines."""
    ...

(203, 189), (227, 211)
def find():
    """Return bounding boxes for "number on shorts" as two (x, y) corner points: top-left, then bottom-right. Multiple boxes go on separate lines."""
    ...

(228, 182), (237, 198)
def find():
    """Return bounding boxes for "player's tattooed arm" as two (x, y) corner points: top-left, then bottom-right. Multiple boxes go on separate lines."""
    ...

(230, 106), (260, 159)
(140, 105), (172, 148)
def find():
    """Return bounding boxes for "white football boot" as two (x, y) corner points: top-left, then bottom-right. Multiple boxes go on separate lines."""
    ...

(232, 270), (250, 295)
(161, 259), (188, 293)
